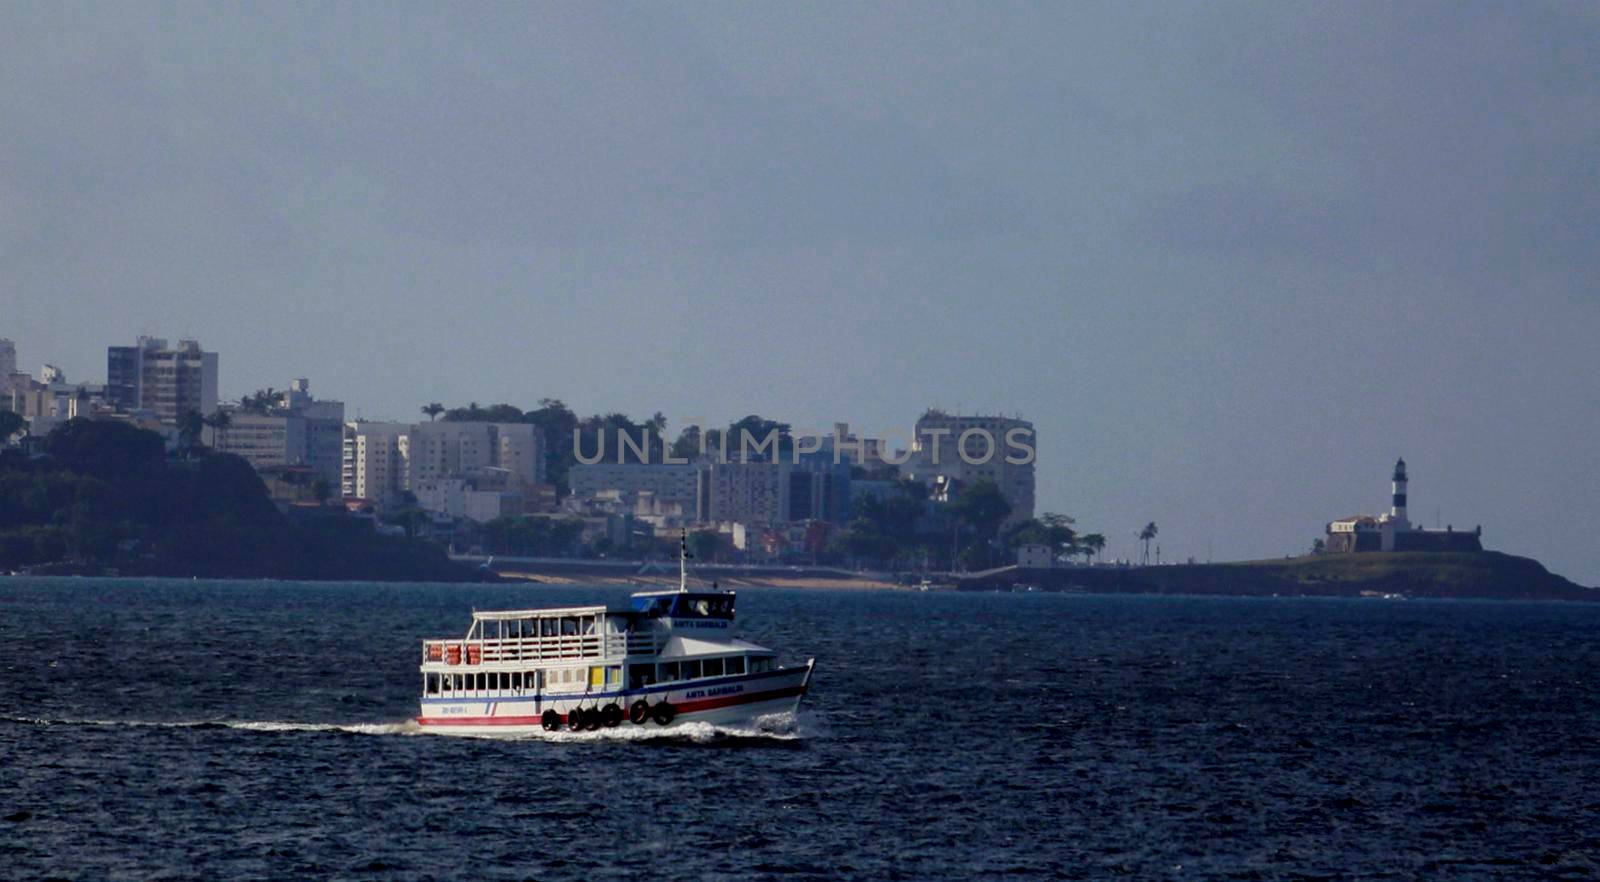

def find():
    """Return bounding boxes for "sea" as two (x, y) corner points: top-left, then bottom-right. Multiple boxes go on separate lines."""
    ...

(2, 578), (1598, 881)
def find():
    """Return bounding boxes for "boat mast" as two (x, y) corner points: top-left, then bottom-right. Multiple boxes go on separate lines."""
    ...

(679, 527), (689, 593)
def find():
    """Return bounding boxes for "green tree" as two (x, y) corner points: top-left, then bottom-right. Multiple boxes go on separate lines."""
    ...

(524, 399), (579, 492)
(421, 402), (445, 421)
(947, 480), (1012, 571)
(0, 411), (25, 444)
(177, 410), (205, 454)
(688, 530), (721, 564)
(670, 425), (704, 461)
(45, 419), (166, 480)
(312, 478), (333, 505)
(950, 480), (1011, 541)
(1078, 533), (1106, 564)
(725, 415), (792, 462)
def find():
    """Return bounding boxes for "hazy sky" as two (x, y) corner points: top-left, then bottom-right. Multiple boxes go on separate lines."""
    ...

(3, 2), (1597, 582)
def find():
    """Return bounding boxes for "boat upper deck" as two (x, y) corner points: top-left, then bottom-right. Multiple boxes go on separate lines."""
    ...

(422, 589), (742, 668)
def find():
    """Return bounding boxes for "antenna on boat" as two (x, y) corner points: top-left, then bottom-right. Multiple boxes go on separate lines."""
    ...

(679, 527), (690, 593)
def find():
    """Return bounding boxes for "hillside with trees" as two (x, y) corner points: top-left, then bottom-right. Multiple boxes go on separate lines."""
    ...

(0, 419), (478, 581)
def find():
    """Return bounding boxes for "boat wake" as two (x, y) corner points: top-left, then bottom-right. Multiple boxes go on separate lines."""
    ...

(2, 711), (823, 744)
(1, 715), (422, 736)
(493, 711), (819, 746)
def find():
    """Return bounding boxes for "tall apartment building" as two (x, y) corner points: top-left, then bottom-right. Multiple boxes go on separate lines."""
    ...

(105, 337), (218, 423)
(905, 411), (1036, 523)
(342, 420), (542, 508)
(701, 461), (792, 526)
(0, 338), (15, 376)
(211, 379), (346, 484)
(341, 422), (409, 501)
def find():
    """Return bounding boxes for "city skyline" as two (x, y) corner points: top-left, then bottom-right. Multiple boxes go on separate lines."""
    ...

(4, 3), (1597, 582)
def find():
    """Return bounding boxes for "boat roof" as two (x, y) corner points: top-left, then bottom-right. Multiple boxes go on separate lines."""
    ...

(656, 635), (773, 659)
(630, 588), (736, 598)
(471, 604), (622, 621)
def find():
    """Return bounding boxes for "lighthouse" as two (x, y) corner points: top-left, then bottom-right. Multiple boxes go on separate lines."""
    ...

(1389, 457), (1410, 531)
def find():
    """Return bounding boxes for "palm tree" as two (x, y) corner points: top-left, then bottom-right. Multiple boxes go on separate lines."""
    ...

(422, 402), (445, 422)
(242, 387), (279, 414)
(204, 410), (232, 450)
(312, 478), (333, 506)
(1138, 522), (1158, 566)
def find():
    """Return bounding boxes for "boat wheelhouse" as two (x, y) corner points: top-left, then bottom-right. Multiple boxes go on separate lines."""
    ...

(416, 538), (814, 735)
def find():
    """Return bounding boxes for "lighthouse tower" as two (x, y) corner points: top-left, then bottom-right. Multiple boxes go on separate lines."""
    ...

(1389, 457), (1410, 531)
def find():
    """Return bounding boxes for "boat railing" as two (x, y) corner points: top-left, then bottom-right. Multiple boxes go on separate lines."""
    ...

(421, 631), (660, 666)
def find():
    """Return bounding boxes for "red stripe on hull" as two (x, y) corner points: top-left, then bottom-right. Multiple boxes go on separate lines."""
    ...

(416, 685), (806, 727)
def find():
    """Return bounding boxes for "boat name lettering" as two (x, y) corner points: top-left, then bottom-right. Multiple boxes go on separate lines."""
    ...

(684, 684), (743, 700)
(671, 619), (729, 629)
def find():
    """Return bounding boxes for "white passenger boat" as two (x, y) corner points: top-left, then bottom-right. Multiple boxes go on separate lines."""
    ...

(416, 535), (815, 735)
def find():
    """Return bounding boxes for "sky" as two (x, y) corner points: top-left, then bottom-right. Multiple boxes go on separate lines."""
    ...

(2, 2), (1597, 582)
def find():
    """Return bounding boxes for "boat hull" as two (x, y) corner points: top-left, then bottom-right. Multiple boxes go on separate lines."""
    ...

(415, 660), (814, 736)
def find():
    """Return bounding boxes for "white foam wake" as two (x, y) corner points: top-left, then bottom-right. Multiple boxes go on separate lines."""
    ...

(2, 716), (422, 736)
(459, 710), (819, 743)
(4, 710), (824, 742)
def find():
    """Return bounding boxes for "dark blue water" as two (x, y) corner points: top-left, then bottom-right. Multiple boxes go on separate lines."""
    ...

(3, 579), (1599, 880)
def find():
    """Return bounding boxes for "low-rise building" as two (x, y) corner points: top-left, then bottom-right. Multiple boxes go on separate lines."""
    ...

(569, 463), (700, 509)
(1017, 544), (1054, 567)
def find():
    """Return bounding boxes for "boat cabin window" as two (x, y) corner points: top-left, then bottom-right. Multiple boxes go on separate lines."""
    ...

(631, 593), (735, 620)
(631, 596), (673, 618)
(703, 658), (724, 678)
(750, 657), (773, 673)
(682, 659), (702, 680)
(725, 656), (745, 675)
(629, 664), (655, 689)
(659, 661), (680, 682)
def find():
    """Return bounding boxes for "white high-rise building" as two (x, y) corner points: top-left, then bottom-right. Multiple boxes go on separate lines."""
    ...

(342, 420), (542, 507)
(342, 422), (409, 501)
